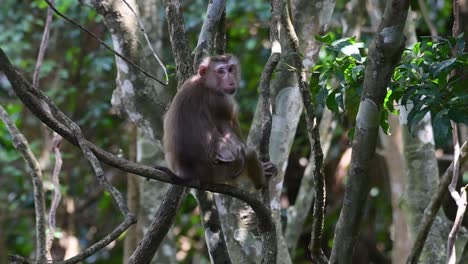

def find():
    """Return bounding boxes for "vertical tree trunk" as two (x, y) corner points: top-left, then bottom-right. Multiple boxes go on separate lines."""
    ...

(215, 1), (336, 263)
(90, 0), (178, 263)
(400, 106), (450, 263)
(330, 1), (410, 262)
(380, 115), (411, 263)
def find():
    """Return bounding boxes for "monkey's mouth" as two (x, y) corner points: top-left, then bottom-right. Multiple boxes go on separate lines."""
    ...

(225, 87), (236, 94)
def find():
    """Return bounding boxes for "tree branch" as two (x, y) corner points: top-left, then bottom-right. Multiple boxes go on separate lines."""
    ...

(281, 3), (327, 263)
(0, 46), (275, 263)
(43, 0), (166, 85)
(0, 105), (48, 263)
(330, 0), (411, 262)
(193, 0), (227, 66)
(127, 186), (186, 264)
(406, 142), (468, 264)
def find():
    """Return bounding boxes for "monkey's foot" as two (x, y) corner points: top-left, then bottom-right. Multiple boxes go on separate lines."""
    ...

(263, 161), (278, 178)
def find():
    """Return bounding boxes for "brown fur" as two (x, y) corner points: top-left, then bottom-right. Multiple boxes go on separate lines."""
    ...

(163, 55), (270, 188)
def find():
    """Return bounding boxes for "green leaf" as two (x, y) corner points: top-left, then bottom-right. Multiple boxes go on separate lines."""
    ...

(407, 107), (430, 135)
(448, 108), (468, 124)
(351, 65), (365, 81)
(315, 32), (336, 45)
(401, 86), (418, 107)
(380, 110), (390, 134)
(454, 33), (466, 54)
(412, 42), (421, 54)
(431, 58), (456, 76)
(432, 109), (451, 145)
(326, 90), (339, 113)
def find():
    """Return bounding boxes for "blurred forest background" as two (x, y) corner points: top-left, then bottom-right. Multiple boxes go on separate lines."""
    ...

(0, 0), (467, 263)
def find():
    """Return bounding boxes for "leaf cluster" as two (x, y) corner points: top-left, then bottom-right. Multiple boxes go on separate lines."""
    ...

(389, 35), (467, 144)
(311, 33), (467, 145)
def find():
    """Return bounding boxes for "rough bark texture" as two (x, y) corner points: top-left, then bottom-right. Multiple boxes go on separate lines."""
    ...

(91, 0), (178, 263)
(330, 1), (410, 263)
(282, 0), (336, 257)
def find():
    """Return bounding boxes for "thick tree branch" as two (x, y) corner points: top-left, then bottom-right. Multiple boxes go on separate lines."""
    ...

(330, 0), (411, 262)
(127, 186), (186, 264)
(193, 0), (227, 66)
(164, 0), (193, 88)
(0, 47), (275, 264)
(258, 0), (281, 163)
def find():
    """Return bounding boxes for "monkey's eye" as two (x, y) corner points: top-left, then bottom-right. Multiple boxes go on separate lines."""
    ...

(217, 68), (226, 74)
(228, 66), (234, 73)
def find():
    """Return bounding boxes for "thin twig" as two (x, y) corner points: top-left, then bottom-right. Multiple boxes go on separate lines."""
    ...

(42, 0), (166, 85)
(446, 2), (463, 262)
(447, 124), (464, 264)
(120, 0), (168, 85)
(46, 134), (63, 256)
(0, 105), (48, 263)
(33, 0), (54, 89)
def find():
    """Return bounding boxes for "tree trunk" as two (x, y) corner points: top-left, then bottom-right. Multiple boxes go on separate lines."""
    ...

(330, 1), (410, 262)
(380, 115), (411, 263)
(90, 0), (178, 263)
(215, 1), (336, 263)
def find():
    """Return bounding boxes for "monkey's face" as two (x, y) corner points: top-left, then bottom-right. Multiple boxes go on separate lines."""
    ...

(198, 56), (240, 96)
(214, 63), (238, 95)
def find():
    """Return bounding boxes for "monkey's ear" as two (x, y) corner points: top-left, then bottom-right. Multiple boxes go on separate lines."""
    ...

(198, 64), (208, 76)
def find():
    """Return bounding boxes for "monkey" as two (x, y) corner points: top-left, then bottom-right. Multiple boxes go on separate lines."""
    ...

(163, 54), (276, 189)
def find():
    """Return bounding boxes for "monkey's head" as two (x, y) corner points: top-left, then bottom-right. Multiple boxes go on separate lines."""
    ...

(198, 55), (240, 95)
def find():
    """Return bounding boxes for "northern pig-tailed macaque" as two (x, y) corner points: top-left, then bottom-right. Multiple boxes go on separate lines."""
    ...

(163, 54), (276, 189)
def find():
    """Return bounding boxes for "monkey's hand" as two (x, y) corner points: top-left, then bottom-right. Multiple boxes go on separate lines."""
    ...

(262, 161), (278, 178)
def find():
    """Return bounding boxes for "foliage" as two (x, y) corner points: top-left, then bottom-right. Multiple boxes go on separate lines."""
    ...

(311, 33), (467, 145)
(390, 35), (467, 144)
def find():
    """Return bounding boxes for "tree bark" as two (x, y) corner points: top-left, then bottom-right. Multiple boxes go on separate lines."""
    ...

(215, 1), (336, 263)
(90, 0), (178, 263)
(330, 1), (410, 263)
